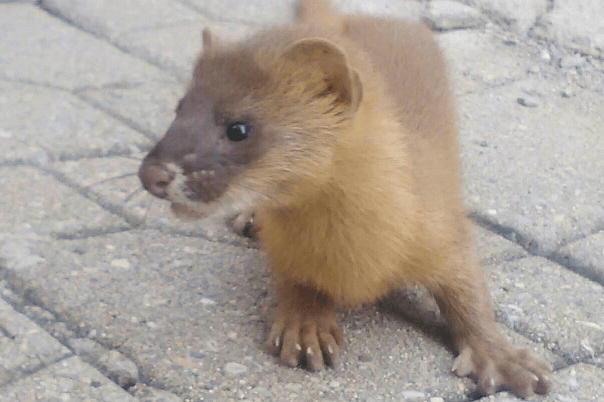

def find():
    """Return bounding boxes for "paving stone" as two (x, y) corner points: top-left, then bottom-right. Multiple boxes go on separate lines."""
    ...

(333, 0), (422, 21)
(131, 383), (182, 402)
(466, 0), (547, 35)
(436, 30), (532, 94)
(554, 231), (604, 285)
(485, 256), (604, 363)
(0, 82), (150, 164)
(422, 1), (484, 31)
(118, 20), (260, 79)
(41, 0), (201, 40)
(0, 297), (71, 386)
(0, 4), (165, 90)
(181, 0), (422, 26)
(0, 167), (126, 235)
(472, 225), (528, 266)
(69, 338), (139, 389)
(482, 363), (604, 401)
(540, 0), (604, 54)
(78, 79), (183, 142)
(0, 230), (563, 401)
(459, 81), (604, 255)
(40, 0), (216, 77)
(0, 356), (138, 401)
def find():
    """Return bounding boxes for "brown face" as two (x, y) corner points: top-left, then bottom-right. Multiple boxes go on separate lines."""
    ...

(138, 47), (271, 218)
(138, 30), (362, 218)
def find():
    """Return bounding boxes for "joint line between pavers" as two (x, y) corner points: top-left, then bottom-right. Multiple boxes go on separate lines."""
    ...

(74, 94), (161, 143)
(173, 0), (273, 27)
(0, 354), (76, 389)
(0, 75), (72, 93)
(0, 323), (15, 340)
(35, 2), (180, 79)
(469, 211), (604, 287)
(36, 165), (146, 228)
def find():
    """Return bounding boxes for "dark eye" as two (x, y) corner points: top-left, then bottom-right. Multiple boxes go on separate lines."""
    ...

(226, 122), (252, 142)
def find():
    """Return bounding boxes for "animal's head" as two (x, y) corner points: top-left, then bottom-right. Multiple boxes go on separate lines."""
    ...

(139, 28), (363, 219)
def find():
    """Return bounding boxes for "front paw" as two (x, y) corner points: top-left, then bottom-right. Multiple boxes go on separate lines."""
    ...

(267, 305), (344, 371)
(452, 339), (551, 397)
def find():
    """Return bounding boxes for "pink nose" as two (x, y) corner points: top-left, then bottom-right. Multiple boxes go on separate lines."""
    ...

(139, 162), (175, 199)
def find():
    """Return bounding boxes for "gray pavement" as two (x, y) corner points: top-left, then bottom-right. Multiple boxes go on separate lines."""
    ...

(0, 0), (603, 401)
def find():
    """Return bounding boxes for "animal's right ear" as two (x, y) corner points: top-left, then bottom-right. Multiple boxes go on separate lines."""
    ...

(280, 38), (363, 113)
(202, 28), (217, 56)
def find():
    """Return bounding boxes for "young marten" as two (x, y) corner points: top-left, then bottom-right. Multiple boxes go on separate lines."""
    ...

(139, 0), (551, 397)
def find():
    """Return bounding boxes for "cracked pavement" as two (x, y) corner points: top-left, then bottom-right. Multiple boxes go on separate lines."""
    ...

(0, 0), (603, 401)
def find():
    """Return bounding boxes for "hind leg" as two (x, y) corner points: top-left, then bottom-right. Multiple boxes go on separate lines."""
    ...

(429, 235), (551, 397)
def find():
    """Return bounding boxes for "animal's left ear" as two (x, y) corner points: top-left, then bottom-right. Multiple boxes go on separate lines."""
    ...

(281, 38), (363, 112)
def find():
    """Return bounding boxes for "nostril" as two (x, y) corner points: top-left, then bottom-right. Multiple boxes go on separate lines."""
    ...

(139, 163), (175, 199)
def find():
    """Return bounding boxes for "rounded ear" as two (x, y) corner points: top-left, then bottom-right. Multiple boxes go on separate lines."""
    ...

(201, 28), (217, 55)
(281, 38), (363, 111)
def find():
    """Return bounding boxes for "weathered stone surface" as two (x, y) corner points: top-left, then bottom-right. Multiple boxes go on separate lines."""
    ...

(423, 1), (484, 31)
(0, 297), (71, 386)
(132, 383), (182, 402)
(78, 79), (183, 141)
(459, 81), (604, 255)
(0, 168), (126, 235)
(554, 231), (604, 285)
(333, 0), (422, 20)
(0, 82), (150, 164)
(69, 338), (139, 389)
(540, 0), (604, 53)
(41, 0), (201, 40)
(0, 356), (138, 402)
(465, 0), (547, 34)
(0, 4), (165, 90)
(437, 30), (532, 94)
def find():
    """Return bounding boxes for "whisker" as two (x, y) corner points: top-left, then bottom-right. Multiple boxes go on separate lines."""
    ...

(83, 173), (138, 189)
(119, 155), (145, 162)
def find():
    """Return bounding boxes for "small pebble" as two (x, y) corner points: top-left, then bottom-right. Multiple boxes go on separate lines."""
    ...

(329, 380), (340, 388)
(110, 259), (130, 270)
(400, 390), (426, 399)
(224, 362), (247, 377)
(517, 96), (539, 108)
(201, 298), (216, 305)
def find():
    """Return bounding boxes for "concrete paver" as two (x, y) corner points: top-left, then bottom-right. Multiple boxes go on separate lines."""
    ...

(0, 4), (166, 90)
(0, 167), (127, 235)
(1, 0), (603, 401)
(0, 82), (151, 164)
(486, 257), (604, 362)
(0, 297), (71, 386)
(554, 231), (604, 285)
(459, 81), (604, 255)
(0, 356), (138, 402)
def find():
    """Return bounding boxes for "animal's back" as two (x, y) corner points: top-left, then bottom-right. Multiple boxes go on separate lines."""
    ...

(343, 17), (467, 234)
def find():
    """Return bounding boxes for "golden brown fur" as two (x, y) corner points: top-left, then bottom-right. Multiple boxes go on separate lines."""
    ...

(139, 0), (551, 397)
